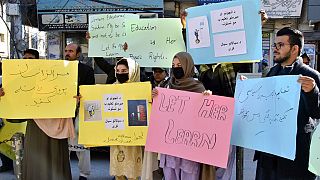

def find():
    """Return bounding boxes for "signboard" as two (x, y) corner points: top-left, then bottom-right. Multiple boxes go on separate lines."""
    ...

(78, 82), (152, 146)
(88, 14), (139, 57)
(186, 0), (262, 64)
(88, 17), (186, 68)
(146, 88), (234, 168)
(37, 0), (163, 31)
(262, 0), (303, 18)
(125, 18), (186, 67)
(231, 75), (301, 160)
(0, 60), (78, 119)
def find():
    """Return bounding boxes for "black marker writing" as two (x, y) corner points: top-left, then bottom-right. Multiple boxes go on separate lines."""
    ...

(159, 94), (190, 114)
(164, 119), (216, 150)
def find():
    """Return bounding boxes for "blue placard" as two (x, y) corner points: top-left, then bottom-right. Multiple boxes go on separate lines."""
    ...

(186, 0), (262, 64)
(231, 75), (301, 160)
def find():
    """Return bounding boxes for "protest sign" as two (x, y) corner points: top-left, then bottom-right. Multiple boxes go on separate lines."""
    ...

(0, 60), (78, 119)
(79, 82), (151, 146)
(231, 75), (301, 160)
(88, 14), (139, 57)
(186, 0), (262, 64)
(146, 88), (234, 168)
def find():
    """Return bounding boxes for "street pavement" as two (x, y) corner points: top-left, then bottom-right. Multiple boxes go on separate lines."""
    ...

(0, 149), (319, 180)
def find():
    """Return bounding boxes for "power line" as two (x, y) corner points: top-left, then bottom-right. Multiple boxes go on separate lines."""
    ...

(38, 0), (71, 30)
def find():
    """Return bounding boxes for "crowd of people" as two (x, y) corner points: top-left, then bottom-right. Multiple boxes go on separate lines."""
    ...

(0, 10), (319, 180)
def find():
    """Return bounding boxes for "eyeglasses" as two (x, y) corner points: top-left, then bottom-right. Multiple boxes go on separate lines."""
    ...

(272, 42), (293, 50)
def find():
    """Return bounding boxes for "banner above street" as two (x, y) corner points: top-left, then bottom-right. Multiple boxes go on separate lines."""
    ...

(261, 0), (304, 18)
(37, 0), (163, 31)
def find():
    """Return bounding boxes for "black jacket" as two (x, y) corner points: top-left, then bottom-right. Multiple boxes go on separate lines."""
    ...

(74, 63), (95, 118)
(254, 59), (320, 178)
(93, 57), (116, 84)
(78, 62), (95, 86)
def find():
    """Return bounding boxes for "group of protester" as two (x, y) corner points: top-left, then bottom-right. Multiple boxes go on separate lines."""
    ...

(0, 10), (319, 180)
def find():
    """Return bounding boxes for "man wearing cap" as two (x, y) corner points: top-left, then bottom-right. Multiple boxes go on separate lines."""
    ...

(151, 67), (169, 88)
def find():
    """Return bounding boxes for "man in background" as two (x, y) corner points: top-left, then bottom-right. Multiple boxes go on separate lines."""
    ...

(65, 43), (95, 180)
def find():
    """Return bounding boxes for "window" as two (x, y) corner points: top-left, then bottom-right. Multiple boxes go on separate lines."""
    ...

(0, 33), (4, 42)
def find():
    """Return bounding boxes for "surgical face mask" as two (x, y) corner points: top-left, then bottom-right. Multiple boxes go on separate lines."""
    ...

(172, 67), (184, 79)
(116, 73), (129, 83)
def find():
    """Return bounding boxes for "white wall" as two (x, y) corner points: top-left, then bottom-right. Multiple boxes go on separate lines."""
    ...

(23, 25), (47, 58)
(0, 4), (10, 59)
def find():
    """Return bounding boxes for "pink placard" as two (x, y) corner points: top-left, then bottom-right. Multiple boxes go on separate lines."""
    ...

(146, 87), (234, 168)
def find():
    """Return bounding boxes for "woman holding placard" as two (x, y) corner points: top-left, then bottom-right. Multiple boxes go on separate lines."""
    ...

(152, 52), (211, 180)
(109, 57), (143, 180)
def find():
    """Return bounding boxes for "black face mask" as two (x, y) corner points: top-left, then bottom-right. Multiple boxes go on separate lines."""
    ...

(172, 67), (185, 79)
(116, 73), (129, 83)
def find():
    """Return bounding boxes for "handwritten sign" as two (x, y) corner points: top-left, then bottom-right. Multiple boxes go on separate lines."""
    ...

(125, 18), (186, 67)
(309, 126), (320, 176)
(78, 82), (151, 146)
(145, 88), (234, 168)
(0, 119), (26, 160)
(231, 75), (301, 160)
(0, 60), (78, 119)
(187, 16), (210, 49)
(262, 0), (303, 18)
(186, 0), (262, 64)
(88, 14), (139, 57)
(210, 5), (244, 33)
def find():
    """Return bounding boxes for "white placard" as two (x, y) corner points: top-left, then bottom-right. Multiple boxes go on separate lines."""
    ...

(213, 31), (247, 57)
(103, 94), (124, 112)
(211, 5), (244, 33)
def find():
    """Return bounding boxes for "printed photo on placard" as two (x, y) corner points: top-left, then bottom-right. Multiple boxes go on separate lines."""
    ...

(84, 100), (102, 121)
(128, 100), (148, 126)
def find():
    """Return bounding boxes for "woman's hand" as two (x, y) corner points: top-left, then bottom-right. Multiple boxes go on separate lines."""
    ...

(73, 95), (82, 103)
(202, 90), (212, 96)
(240, 75), (248, 81)
(152, 88), (159, 99)
(86, 32), (91, 40)
(0, 88), (4, 97)
(123, 42), (128, 52)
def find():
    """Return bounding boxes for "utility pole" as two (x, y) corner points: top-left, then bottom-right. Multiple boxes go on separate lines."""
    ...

(7, 0), (23, 59)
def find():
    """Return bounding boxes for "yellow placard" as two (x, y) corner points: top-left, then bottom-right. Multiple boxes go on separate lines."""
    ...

(0, 119), (27, 160)
(0, 60), (78, 119)
(79, 82), (152, 146)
